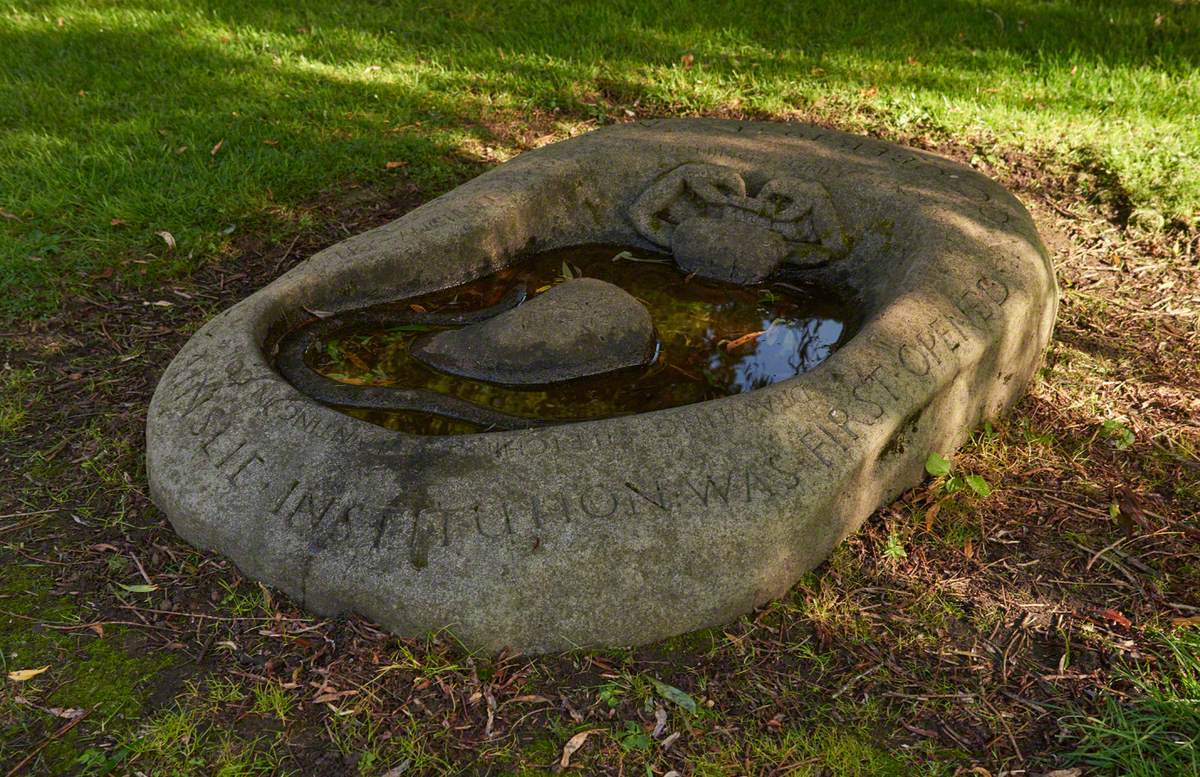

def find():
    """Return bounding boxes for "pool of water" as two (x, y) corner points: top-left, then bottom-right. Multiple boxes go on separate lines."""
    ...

(290, 244), (859, 434)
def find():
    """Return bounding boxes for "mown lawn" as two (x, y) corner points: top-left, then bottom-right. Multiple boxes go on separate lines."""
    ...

(1, 1), (1198, 775)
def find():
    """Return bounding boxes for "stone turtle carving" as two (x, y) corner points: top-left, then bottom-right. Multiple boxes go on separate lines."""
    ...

(629, 163), (847, 283)
(147, 120), (1057, 653)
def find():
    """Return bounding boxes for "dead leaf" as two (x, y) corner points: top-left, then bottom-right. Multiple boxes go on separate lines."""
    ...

(175, 145), (188, 155)
(89, 543), (120, 552)
(263, 139), (279, 147)
(8, 666), (50, 682)
(87, 623), (104, 638)
(559, 729), (598, 768)
(385, 160), (407, 169)
(963, 537), (974, 558)
(303, 306), (335, 319)
(924, 501), (941, 532)
(0, 208), (19, 220)
(47, 706), (84, 719)
(155, 230), (176, 250)
(408, 303), (427, 313)
(861, 85), (878, 99)
(1095, 608), (1132, 629)
(210, 138), (224, 156)
(110, 217), (126, 227)
(381, 762), (412, 777)
(509, 694), (551, 704)
(652, 705), (668, 737)
(680, 53), (694, 69)
(313, 689), (357, 704)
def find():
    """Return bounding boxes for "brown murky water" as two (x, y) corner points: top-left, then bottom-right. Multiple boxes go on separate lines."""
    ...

(297, 244), (859, 434)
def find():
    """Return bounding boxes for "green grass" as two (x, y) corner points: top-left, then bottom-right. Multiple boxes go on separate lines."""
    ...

(1066, 628), (1200, 776)
(2, 0), (1198, 318)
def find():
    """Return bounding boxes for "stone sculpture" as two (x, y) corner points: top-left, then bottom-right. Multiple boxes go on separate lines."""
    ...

(147, 120), (1057, 652)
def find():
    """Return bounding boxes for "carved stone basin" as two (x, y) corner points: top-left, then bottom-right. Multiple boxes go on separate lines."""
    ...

(147, 119), (1057, 652)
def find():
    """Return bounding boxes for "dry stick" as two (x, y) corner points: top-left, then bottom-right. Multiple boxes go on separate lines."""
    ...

(4, 708), (91, 777)
(830, 662), (883, 700)
(128, 551), (154, 587)
(0, 508), (64, 521)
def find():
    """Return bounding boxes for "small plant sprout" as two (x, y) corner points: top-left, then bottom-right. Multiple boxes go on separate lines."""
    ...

(924, 451), (993, 498)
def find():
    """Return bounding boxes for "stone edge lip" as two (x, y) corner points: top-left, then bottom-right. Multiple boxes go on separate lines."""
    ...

(146, 119), (1058, 653)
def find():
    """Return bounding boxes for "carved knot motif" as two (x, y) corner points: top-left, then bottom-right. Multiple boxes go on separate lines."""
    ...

(628, 163), (847, 284)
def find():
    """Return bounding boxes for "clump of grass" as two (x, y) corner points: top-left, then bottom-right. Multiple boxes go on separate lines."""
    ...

(1065, 628), (1200, 775)
(0, 367), (37, 434)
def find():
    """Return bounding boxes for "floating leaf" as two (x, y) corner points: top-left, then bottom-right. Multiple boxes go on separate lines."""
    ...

(611, 250), (669, 265)
(723, 330), (765, 351)
(964, 474), (992, 497)
(650, 678), (697, 713)
(7, 666), (50, 682)
(924, 452), (951, 477)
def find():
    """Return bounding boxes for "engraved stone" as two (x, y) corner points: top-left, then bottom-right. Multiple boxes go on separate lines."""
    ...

(411, 278), (656, 384)
(147, 119), (1057, 653)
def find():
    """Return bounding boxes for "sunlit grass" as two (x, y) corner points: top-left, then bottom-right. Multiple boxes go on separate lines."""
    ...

(1, 0), (1197, 317)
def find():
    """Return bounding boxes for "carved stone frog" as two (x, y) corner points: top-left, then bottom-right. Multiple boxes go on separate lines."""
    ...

(629, 163), (847, 284)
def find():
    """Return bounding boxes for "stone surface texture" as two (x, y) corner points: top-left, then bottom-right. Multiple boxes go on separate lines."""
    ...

(411, 278), (656, 385)
(147, 119), (1057, 653)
